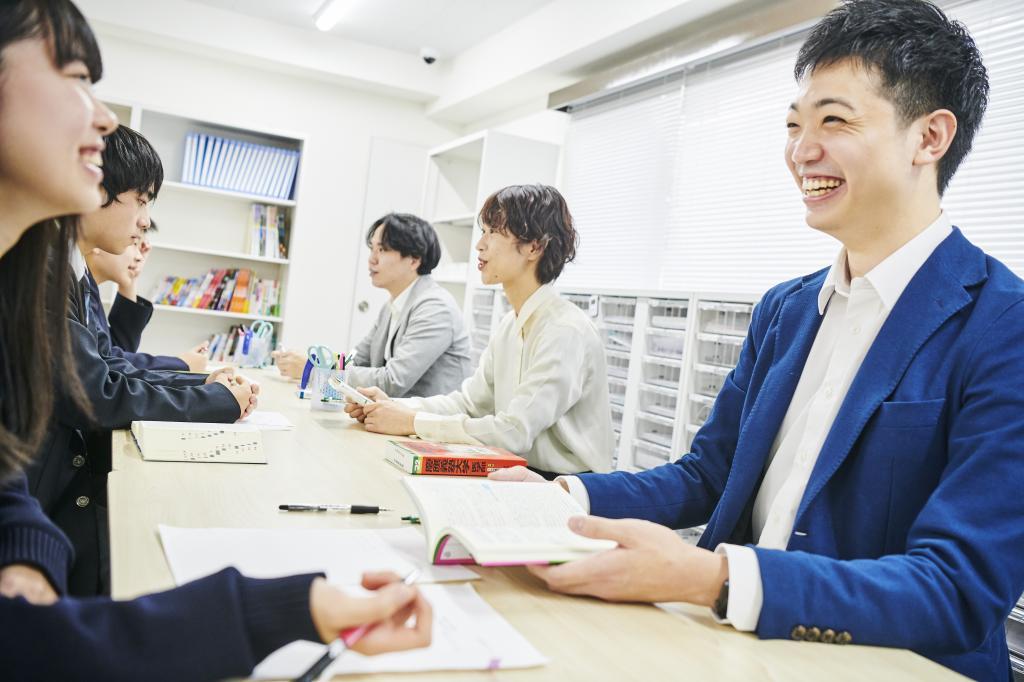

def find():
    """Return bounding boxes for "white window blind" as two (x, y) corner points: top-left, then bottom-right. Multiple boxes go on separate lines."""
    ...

(560, 83), (683, 289)
(661, 39), (836, 294)
(942, 0), (1024, 276)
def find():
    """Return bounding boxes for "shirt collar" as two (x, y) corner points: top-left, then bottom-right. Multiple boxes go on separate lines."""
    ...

(389, 276), (419, 318)
(514, 284), (557, 335)
(70, 244), (87, 282)
(817, 212), (952, 314)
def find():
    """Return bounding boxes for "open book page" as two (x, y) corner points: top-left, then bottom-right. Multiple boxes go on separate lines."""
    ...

(158, 526), (477, 586)
(131, 421), (265, 463)
(252, 583), (547, 678)
(403, 479), (617, 563)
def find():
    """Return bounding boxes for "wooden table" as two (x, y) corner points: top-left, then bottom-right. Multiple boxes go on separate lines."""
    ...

(108, 369), (961, 681)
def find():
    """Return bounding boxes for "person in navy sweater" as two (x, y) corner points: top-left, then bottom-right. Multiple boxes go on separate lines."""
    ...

(77, 125), (210, 372)
(0, 1), (431, 678)
(493, 1), (1024, 679)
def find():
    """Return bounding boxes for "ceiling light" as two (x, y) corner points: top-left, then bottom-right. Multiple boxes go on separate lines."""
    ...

(313, 0), (357, 32)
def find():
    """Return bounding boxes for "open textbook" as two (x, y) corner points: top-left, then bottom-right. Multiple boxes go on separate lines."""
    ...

(130, 421), (265, 463)
(403, 478), (617, 566)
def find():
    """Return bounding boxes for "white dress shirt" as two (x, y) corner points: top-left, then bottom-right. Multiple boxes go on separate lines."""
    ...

(400, 284), (615, 474)
(563, 212), (953, 630)
(384, 277), (418, 361)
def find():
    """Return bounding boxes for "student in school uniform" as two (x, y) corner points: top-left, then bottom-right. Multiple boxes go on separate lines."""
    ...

(274, 213), (471, 397)
(0, 2), (430, 677)
(491, 2), (1024, 679)
(345, 185), (614, 478)
(78, 125), (209, 372)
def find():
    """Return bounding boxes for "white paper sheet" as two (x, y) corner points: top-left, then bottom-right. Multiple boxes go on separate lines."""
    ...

(253, 583), (547, 678)
(238, 410), (294, 430)
(158, 526), (477, 586)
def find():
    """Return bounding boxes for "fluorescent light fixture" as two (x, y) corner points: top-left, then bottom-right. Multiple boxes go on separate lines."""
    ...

(313, 0), (357, 32)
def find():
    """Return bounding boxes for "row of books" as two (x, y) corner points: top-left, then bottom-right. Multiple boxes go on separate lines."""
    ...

(150, 268), (281, 317)
(207, 324), (273, 366)
(181, 132), (299, 200)
(246, 204), (288, 259)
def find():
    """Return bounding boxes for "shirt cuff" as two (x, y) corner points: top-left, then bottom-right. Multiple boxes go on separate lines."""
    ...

(713, 543), (763, 632)
(413, 411), (481, 444)
(557, 476), (591, 513)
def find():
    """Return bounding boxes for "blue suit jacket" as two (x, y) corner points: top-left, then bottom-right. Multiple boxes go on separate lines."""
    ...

(581, 229), (1024, 680)
(82, 271), (188, 371)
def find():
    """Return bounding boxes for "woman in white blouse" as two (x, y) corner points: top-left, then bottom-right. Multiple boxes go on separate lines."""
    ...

(346, 184), (614, 477)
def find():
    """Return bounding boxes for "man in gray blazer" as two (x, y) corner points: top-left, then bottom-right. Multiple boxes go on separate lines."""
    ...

(275, 213), (471, 397)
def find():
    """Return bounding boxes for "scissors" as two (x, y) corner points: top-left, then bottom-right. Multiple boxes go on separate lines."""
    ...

(251, 320), (274, 339)
(307, 344), (336, 369)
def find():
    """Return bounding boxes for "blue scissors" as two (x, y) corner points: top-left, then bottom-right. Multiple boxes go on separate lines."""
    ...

(307, 344), (336, 369)
(251, 320), (274, 339)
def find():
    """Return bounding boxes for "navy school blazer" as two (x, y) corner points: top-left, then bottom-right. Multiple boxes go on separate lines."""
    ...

(581, 228), (1024, 681)
(82, 270), (188, 371)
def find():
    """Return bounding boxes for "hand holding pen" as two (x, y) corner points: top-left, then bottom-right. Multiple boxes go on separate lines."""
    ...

(302, 570), (431, 681)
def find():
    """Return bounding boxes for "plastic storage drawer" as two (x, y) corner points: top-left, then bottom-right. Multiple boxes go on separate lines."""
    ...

(693, 363), (731, 397)
(648, 298), (688, 330)
(646, 327), (685, 360)
(696, 333), (744, 368)
(635, 411), (675, 448)
(633, 438), (673, 470)
(688, 393), (716, 426)
(601, 323), (634, 353)
(600, 296), (637, 325)
(638, 383), (679, 418)
(641, 355), (683, 389)
(608, 377), (627, 406)
(605, 349), (630, 379)
(698, 301), (753, 336)
(473, 289), (495, 308)
(563, 292), (597, 316)
(610, 403), (624, 430)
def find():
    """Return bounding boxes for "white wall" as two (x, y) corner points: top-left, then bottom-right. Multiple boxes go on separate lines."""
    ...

(92, 32), (460, 351)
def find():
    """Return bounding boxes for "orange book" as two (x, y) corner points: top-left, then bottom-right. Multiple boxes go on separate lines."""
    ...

(386, 441), (525, 477)
(228, 269), (251, 313)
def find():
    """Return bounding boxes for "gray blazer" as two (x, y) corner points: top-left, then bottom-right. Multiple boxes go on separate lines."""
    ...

(346, 276), (472, 398)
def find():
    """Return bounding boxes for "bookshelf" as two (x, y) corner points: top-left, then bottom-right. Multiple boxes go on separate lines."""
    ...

(420, 130), (561, 364)
(100, 99), (303, 356)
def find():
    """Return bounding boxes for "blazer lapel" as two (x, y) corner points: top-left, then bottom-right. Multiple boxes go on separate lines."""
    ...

(796, 229), (984, 520)
(711, 275), (825, 540)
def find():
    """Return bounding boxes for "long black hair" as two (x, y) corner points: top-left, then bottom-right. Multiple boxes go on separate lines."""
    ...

(0, 0), (102, 478)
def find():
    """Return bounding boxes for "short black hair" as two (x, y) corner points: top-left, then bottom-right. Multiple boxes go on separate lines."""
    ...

(795, 0), (988, 195)
(478, 184), (578, 285)
(99, 125), (164, 208)
(366, 213), (440, 275)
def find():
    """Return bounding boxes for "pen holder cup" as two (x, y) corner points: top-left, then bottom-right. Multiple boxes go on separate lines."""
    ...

(236, 334), (272, 368)
(309, 367), (346, 411)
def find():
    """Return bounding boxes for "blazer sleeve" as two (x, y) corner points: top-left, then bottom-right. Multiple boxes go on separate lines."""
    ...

(0, 475), (74, 595)
(751, 299), (1024, 654)
(0, 567), (321, 682)
(578, 293), (772, 528)
(107, 293), (152, 352)
(345, 296), (455, 398)
(62, 317), (240, 430)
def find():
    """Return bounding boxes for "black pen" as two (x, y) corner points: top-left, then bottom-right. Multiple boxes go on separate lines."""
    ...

(278, 504), (392, 514)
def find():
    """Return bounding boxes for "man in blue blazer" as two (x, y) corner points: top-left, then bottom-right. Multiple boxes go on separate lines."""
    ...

(494, 1), (1024, 679)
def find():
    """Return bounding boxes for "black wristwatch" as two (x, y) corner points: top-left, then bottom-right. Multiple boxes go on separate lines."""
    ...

(712, 579), (730, 620)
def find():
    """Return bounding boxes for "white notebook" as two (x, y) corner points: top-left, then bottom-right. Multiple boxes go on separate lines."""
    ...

(129, 421), (265, 464)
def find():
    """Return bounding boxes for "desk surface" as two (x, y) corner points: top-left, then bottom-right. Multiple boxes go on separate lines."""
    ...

(108, 369), (961, 681)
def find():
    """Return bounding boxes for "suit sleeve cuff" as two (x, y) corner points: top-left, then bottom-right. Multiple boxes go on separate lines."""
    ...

(413, 411), (479, 444)
(713, 543), (763, 631)
(556, 476), (591, 513)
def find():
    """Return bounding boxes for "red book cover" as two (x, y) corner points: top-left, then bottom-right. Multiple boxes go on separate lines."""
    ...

(387, 441), (526, 476)
(199, 269), (225, 310)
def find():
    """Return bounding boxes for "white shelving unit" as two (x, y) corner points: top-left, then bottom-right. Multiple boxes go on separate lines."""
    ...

(101, 99), (303, 356)
(421, 130), (560, 364)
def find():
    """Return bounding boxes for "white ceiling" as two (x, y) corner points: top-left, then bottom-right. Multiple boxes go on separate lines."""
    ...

(190, 0), (554, 58)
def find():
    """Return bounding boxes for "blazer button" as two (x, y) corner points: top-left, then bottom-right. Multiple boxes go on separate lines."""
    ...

(836, 631), (853, 645)
(72, 455), (86, 468)
(821, 629), (836, 644)
(790, 625), (807, 641)
(75, 495), (90, 508)
(805, 626), (821, 642)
